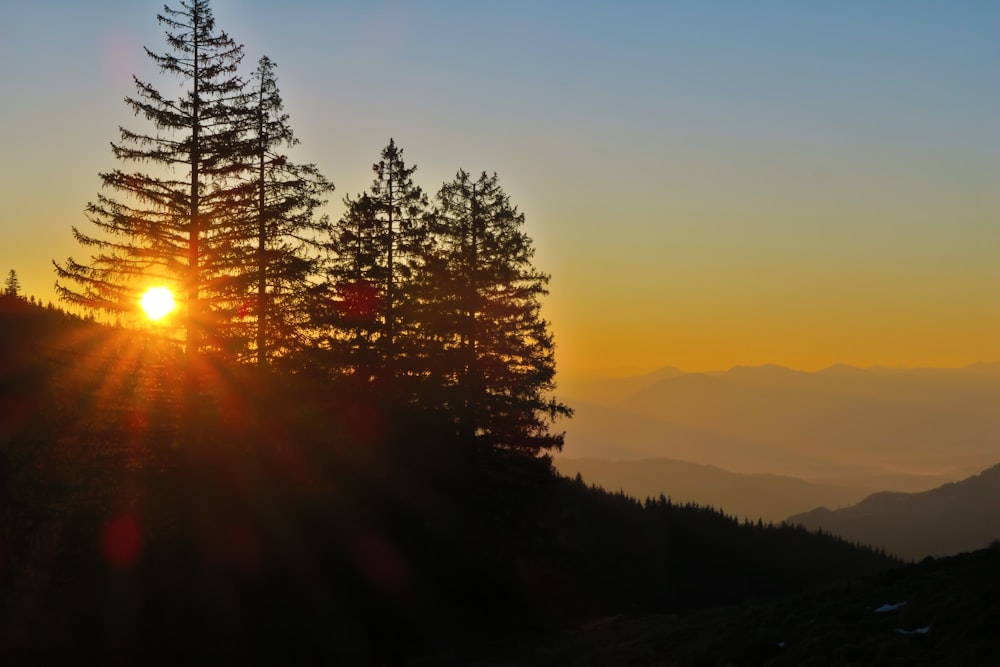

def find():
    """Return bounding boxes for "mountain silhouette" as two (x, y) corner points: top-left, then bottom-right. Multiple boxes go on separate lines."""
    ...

(788, 462), (1000, 560)
(555, 457), (875, 522)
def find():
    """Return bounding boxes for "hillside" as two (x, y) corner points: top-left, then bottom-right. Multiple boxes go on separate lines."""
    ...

(554, 457), (872, 523)
(0, 300), (901, 662)
(475, 546), (1000, 666)
(788, 463), (1000, 561)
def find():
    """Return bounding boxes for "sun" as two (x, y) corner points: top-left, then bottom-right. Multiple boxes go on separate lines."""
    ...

(140, 286), (176, 321)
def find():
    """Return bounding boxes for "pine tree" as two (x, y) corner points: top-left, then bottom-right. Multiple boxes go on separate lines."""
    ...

(371, 139), (429, 366)
(322, 140), (428, 382)
(319, 192), (383, 379)
(235, 55), (334, 367)
(415, 170), (571, 455)
(54, 0), (247, 360)
(3, 270), (21, 298)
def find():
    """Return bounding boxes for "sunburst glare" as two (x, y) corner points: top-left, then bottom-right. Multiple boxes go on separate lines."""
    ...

(140, 286), (176, 321)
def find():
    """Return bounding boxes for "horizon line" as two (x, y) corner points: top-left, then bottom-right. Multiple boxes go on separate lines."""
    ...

(564, 360), (1000, 380)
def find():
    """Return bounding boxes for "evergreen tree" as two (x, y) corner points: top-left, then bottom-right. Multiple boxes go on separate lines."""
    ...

(319, 192), (383, 379)
(54, 0), (247, 361)
(370, 139), (429, 366)
(322, 140), (428, 382)
(234, 55), (334, 366)
(415, 170), (570, 455)
(3, 269), (21, 298)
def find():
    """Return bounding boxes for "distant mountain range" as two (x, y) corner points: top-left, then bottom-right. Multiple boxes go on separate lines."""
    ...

(554, 457), (876, 523)
(787, 462), (1000, 561)
(558, 363), (1000, 483)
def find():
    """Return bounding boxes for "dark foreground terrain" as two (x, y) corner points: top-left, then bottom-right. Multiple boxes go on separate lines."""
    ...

(476, 546), (1000, 666)
(0, 297), (917, 664)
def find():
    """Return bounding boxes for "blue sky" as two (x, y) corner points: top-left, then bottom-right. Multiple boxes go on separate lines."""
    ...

(1, 1), (998, 374)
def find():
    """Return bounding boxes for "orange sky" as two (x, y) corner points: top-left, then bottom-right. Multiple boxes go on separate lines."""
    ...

(1, 3), (997, 377)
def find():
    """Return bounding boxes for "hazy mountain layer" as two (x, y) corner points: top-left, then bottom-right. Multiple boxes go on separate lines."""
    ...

(788, 462), (1000, 560)
(561, 363), (1000, 482)
(557, 400), (836, 476)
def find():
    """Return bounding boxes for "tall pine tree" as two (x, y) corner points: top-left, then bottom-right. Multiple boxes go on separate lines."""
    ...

(415, 170), (570, 455)
(234, 55), (333, 367)
(322, 140), (427, 383)
(54, 0), (246, 361)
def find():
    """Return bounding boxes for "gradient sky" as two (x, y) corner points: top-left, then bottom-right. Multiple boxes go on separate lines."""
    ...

(1, 1), (998, 377)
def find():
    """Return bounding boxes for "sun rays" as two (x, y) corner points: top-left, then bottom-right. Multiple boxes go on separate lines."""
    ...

(140, 286), (176, 322)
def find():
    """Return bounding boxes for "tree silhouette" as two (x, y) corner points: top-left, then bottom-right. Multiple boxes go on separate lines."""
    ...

(236, 55), (333, 366)
(319, 192), (383, 379)
(3, 269), (21, 298)
(322, 140), (428, 383)
(415, 170), (571, 455)
(371, 139), (429, 369)
(54, 0), (247, 361)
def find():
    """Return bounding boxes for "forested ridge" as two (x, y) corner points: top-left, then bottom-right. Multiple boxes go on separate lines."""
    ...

(1, 295), (899, 662)
(3, 1), (906, 662)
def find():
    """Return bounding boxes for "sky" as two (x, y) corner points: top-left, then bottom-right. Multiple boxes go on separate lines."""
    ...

(1, 1), (998, 377)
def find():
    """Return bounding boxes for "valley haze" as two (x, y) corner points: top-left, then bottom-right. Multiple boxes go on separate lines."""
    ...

(556, 362), (1000, 523)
